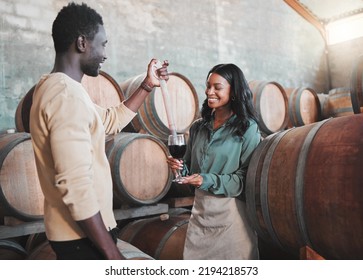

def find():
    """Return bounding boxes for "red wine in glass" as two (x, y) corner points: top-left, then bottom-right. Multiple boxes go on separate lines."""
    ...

(169, 144), (186, 159)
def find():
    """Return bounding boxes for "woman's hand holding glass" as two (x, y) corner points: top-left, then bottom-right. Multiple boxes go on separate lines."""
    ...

(166, 156), (203, 187)
(167, 156), (184, 182)
(167, 134), (186, 182)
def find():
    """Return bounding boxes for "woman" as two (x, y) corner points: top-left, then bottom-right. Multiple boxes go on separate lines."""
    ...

(167, 63), (261, 259)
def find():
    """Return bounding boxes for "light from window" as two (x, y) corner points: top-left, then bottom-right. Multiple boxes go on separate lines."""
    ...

(325, 14), (363, 45)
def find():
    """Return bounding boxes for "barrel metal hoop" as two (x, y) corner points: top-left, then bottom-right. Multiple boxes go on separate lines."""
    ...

(148, 93), (170, 138)
(350, 60), (363, 113)
(140, 95), (168, 139)
(330, 107), (354, 116)
(120, 217), (159, 244)
(255, 82), (273, 135)
(260, 129), (291, 249)
(0, 239), (28, 257)
(295, 118), (331, 248)
(246, 133), (279, 242)
(294, 89), (304, 126)
(329, 91), (350, 99)
(350, 87), (360, 114)
(154, 219), (189, 259)
(0, 133), (30, 166)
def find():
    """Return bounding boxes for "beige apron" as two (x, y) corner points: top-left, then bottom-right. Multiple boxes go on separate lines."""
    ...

(183, 189), (259, 260)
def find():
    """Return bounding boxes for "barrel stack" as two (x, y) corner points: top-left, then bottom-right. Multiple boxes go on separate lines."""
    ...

(246, 114), (363, 260)
(4, 60), (363, 260)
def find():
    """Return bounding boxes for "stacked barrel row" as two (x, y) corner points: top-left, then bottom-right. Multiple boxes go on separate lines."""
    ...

(245, 56), (363, 260)
(1, 70), (199, 260)
(248, 82), (362, 137)
(5, 55), (363, 260)
(0, 131), (175, 223)
(9, 70), (200, 215)
(248, 81), (322, 136)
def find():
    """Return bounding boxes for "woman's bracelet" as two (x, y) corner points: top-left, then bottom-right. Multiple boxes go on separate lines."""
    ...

(140, 81), (153, 92)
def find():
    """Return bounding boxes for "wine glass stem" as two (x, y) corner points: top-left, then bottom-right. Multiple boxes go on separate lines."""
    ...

(173, 159), (183, 181)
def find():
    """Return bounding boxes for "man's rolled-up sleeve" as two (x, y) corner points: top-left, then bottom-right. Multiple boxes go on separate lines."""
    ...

(95, 102), (136, 135)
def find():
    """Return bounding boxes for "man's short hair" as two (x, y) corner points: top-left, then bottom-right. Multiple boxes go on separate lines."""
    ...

(52, 2), (103, 53)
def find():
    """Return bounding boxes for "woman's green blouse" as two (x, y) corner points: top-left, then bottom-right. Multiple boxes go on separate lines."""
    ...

(183, 115), (261, 197)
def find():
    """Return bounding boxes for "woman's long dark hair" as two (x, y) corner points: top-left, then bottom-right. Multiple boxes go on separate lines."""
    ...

(201, 63), (259, 136)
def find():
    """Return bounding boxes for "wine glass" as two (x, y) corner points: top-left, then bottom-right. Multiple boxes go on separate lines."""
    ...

(168, 134), (186, 182)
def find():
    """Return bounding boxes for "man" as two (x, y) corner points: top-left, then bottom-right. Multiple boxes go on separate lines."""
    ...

(29, 2), (169, 260)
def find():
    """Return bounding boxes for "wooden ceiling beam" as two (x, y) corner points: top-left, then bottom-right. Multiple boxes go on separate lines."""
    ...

(284, 0), (326, 41)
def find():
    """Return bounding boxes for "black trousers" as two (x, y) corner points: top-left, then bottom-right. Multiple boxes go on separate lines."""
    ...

(49, 228), (120, 260)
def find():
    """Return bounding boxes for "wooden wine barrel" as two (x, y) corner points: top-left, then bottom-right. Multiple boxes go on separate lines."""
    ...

(119, 72), (199, 141)
(0, 239), (28, 260)
(81, 70), (125, 108)
(246, 114), (363, 260)
(118, 212), (190, 260)
(105, 133), (172, 206)
(27, 239), (153, 260)
(15, 85), (36, 133)
(323, 87), (354, 118)
(15, 71), (124, 133)
(317, 93), (330, 119)
(0, 132), (44, 222)
(248, 80), (289, 135)
(350, 54), (363, 114)
(284, 87), (321, 127)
